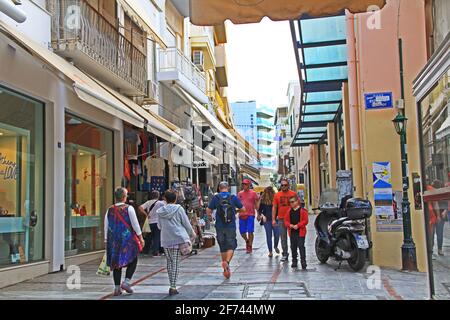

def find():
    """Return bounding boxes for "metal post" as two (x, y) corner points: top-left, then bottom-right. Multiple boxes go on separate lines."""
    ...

(398, 39), (417, 271)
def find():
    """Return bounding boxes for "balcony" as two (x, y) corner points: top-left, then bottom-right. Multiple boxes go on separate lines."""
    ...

(258, 145), (275, 156)
(215, 44), (228, 87)
(157, 47), (208, 104)
(257, 117), (274, 129)
(257, 132), (274, 142)
(50, 0), (147, 97)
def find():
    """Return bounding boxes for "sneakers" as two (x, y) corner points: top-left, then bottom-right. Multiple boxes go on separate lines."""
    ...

(438, 249), (444, 256)
(222, 261), (231, 279)
(169, 288), (179, 296)
(120, 281), (134, 294)
(280, 255), (289, 262)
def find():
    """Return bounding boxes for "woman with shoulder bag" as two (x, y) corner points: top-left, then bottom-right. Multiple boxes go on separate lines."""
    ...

(105, 187), (145, 296)
(156, 190), (196, 296)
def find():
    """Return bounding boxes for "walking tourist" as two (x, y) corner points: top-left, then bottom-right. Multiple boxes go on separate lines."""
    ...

(258, 186), (280, 257)
(156, 190), (196, 296)
(272, 178), (298, 262)
(207, 181), (245, 279)
(139, 191), (165, 256)
(237, 179), (260, 253)
(285, 196), (309, 269)
(105, 187), (145, 296)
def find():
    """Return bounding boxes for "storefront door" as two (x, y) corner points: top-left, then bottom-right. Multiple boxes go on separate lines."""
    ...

(64, 115), (113, 256)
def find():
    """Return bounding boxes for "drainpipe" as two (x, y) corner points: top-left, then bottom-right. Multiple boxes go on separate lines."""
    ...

(346, 10), (363, 198)
(0, 0), (27, 23)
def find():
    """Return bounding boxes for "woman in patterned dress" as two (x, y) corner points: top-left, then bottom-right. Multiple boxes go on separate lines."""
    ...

(105, 187), (145, 296)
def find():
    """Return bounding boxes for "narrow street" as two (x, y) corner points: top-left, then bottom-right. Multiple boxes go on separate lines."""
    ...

(0, 215), (428, 300)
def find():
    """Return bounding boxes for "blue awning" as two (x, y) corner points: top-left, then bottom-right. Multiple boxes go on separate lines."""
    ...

(291, 14), (348, 147)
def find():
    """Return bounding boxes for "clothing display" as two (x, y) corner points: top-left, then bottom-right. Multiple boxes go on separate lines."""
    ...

(150, 176), (167, 194)
(144, 157), (165, 182)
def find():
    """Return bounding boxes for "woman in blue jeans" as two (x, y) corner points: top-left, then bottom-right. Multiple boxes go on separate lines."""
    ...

(258, 187), (280, 257)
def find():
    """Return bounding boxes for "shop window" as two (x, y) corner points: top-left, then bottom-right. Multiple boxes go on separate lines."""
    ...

(0, 86), (44, 267)
(419, 69), (450, 299)
(64, 115), (113, 256)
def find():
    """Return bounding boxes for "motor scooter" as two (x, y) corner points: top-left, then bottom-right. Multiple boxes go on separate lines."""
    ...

(314, 189), (372, 271)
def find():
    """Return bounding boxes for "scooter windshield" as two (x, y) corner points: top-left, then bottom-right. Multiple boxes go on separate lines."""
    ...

(319, 189), (339, 208)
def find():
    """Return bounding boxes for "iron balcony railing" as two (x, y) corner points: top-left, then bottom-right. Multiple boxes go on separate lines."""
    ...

(50, 0), (147, 94)
(158, 47), (207, 94)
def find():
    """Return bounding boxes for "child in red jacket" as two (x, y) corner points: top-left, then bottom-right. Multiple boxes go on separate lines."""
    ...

(285, 196), (309, 269)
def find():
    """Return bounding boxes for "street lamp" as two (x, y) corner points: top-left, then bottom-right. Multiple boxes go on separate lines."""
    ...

(392, 111), (418, 271)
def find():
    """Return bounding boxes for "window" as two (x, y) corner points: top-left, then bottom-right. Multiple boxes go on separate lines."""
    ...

(419, 69), (450, 299)
(0, 86), (44, 267)
(64, 115), (113, 256)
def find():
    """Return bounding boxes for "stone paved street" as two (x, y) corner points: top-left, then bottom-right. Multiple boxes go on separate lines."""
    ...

(0, 216), (429, 300)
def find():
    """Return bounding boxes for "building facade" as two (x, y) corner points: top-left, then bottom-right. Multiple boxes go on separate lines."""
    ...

(0, 0), (253, 288)
(413, 0), (449, 300)
(290, 0), (429, 273)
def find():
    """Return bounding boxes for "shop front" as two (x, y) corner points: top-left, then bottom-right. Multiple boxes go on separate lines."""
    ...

(414, 33), (450, 299)
(0, 85), (44, 268)
(64, 114), (114, 256)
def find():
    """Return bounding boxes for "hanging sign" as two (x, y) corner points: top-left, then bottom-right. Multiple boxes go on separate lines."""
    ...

(193, 161), (209, 169)
(364, 92), (393, 109)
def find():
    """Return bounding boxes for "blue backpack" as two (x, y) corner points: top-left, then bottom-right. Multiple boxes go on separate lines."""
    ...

(216, 194), (234, 224)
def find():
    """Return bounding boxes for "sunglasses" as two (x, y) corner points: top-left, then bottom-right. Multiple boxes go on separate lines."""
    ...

(281, 184), (289, 187)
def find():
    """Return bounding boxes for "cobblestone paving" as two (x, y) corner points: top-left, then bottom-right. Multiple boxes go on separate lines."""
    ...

(0, 215), (430, 300)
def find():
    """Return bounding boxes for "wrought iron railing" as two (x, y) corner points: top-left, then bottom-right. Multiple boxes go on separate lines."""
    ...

(158, 47), (207, 94)
(50, 0), (147, 94)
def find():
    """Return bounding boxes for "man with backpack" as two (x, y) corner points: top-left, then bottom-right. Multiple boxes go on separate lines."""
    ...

(207, 181), (245, 279)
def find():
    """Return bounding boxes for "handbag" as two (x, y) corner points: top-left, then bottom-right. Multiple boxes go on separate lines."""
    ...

(142, 217), (151, 234)
(112, 205), (143, 252)
(179, 242), (193, 256)
(96, 253), (110, 276)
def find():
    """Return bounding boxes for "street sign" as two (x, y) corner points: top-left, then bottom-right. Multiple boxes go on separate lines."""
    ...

(364, 92), (393, 109)
(193, 161), (209, 169)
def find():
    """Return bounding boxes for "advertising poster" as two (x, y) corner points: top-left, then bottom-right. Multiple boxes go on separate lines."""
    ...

(372, 162), (403, 232)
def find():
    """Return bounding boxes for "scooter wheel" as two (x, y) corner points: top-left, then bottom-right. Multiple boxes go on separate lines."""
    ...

(315, 237), (329, 264)
(348, 248), (366, 271)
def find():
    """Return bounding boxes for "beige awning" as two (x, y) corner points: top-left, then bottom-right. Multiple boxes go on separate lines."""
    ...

(117, 0), (167, 48)
(95, 80), (192, 149)
(190, 0), (386, 26)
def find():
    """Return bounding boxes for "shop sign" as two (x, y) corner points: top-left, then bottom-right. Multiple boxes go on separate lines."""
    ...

(0, 152), (18, 181)
(193, 161), (209, 169)
(220, 164), (230, 175)
(364, 92), (393, 109)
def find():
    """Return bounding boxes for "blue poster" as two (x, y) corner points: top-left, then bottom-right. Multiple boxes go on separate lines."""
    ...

(365, 92), (393, 109)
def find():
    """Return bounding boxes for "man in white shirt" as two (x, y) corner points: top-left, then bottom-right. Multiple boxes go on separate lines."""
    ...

(139, 191), (166, 256)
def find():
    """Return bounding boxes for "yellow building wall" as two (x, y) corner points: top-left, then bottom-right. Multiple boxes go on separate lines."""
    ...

(327, 122), (337, 189)
(342, 83), (353, 170)
(309, 145), (321, 208)
(353, 0), (428, 271)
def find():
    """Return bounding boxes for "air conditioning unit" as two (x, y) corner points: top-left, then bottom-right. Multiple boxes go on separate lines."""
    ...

(143, 80), (159, 104)
(193, 50), (204, 71)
